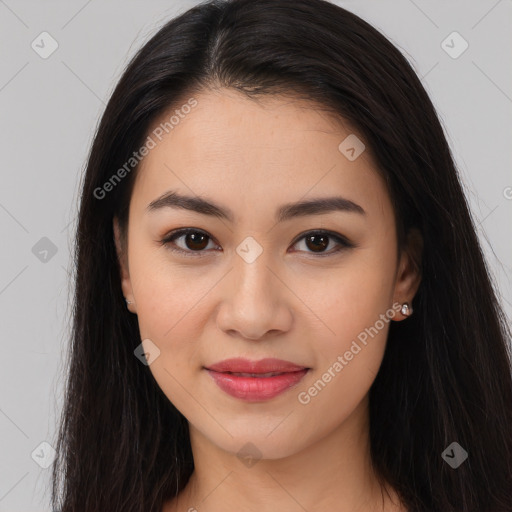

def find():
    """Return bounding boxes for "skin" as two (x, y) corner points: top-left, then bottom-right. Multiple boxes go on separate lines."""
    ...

(114, 87), (421, 512)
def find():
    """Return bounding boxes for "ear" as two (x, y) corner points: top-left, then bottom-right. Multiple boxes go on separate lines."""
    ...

(393, 228), (422, 320)
(113, 217), (137, 314)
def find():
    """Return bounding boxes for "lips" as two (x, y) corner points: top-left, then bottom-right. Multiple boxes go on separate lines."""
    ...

(206, 357), (307, 374)
(205, 358), (310, 402)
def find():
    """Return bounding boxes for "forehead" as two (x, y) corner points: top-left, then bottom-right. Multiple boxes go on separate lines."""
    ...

(130, 88), (391, 223)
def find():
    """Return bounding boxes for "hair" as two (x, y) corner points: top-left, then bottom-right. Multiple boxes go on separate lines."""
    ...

(51, 0), (512, 511)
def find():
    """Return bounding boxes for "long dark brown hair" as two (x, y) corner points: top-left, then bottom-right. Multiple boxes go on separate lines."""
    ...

(51, 1), (512, 511)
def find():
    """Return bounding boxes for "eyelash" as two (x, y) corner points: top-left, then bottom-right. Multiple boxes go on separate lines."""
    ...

(159, 227), (355, 258)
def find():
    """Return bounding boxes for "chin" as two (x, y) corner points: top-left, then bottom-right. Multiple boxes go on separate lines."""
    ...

(198, 422), (312, 462)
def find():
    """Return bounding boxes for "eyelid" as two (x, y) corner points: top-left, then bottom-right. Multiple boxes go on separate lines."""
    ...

(290, 229), (355, 253)
(160, 227), (355, 257)
(160, 227), (220, 258)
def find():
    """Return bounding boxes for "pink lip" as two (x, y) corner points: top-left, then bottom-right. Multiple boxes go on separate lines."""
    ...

(205, 358), (310, 402)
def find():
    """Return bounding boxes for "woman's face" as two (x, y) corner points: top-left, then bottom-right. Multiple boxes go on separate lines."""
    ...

(114, 88), (420, 459)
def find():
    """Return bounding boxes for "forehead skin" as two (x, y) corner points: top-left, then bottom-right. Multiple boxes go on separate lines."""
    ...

(129, 88), (395, 253)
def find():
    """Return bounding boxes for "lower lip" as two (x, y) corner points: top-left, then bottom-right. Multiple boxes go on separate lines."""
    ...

(206, 369), (309, 402)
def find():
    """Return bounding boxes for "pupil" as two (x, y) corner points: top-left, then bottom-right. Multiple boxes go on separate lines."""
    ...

(306, 235), (328, 252)
(187, 232), (208, 250)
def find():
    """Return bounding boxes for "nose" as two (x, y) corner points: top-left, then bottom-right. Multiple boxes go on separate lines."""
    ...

(215, 250), (293, 341)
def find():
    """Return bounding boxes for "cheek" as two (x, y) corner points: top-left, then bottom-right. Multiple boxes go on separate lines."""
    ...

(293, 270), (394, 445)
(130, 256), (211, 411)
(129, 246), (209, 339)
(297, 248), (396, 347)
(293, 247), (396, 400)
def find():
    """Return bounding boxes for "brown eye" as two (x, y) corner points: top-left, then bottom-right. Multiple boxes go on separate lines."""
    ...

(291, 230), (353, 256)
(304, 234), (329, 252)
(161, 228), (218, 256)
(161, 228), (353, 258)
(181, 231), (209, 251)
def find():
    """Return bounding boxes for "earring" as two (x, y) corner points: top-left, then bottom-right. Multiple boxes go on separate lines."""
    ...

(401, 302), (413, 317)
(125, 298), (133, 305)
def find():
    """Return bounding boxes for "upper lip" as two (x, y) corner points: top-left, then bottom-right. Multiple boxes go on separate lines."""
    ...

(205, 358), (308, 374)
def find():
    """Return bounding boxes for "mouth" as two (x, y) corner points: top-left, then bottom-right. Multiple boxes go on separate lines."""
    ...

(221, 371), (294, 378)
(204, 358), (310, 402)
(205, 357), (308, 374)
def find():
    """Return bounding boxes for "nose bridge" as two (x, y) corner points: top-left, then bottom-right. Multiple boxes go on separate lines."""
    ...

(215, 239), (291, 339)
(232, 242), (276, 308)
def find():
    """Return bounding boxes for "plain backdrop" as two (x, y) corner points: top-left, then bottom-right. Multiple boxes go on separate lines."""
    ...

(0, 0), (511, 510)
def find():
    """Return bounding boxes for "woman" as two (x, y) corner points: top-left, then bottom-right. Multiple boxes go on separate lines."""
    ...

(51, 0), (512, 511)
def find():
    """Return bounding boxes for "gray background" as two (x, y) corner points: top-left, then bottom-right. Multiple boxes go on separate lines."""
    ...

(0, 0), (511, 510)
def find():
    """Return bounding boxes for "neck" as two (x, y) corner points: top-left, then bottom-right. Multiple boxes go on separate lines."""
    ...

(165, 395), (404, 512)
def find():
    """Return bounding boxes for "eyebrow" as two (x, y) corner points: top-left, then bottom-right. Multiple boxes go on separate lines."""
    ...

(147, 190), (365, 222)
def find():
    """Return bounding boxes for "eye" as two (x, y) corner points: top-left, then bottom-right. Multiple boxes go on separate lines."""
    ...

(160, 228), (354, 258)
(160, 228), (219, 257)
(290, 229), (354, 256)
